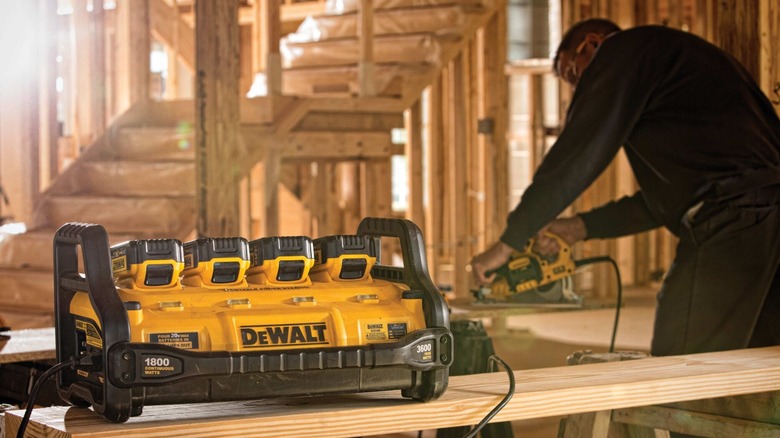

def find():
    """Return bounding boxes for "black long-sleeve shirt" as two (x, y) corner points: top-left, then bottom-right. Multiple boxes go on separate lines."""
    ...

(500, 26), (780, 250)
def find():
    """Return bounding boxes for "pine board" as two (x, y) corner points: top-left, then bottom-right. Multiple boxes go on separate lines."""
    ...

(6, 346), (780, 437)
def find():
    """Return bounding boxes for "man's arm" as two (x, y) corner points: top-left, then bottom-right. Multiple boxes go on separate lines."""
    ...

(579, 192), (661, 239)
(500, 32), (662, 251)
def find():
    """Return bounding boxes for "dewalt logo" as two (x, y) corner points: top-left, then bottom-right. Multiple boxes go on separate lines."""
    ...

(241, 323), (328, 348)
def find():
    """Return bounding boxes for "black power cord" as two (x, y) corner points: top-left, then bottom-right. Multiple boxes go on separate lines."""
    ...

(575, 256), (622, 353)
(463, 355), (515, 438)
(16, 356), (85, 438)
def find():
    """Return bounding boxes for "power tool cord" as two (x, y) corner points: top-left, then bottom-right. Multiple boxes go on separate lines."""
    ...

(575, 256), (623, 353)
(16, 355), (87, 438)
(463, 355), (515, 438)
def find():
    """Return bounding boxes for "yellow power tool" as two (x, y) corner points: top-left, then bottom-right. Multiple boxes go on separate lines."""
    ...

(474, 233), (583, 306)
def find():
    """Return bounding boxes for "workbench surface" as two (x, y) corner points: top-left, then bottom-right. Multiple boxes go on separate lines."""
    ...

(6, 346), (780, 437)
(0, 327), (55, 364)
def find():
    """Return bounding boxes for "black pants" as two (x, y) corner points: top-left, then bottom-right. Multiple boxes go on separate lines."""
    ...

(651, 190), (780, 356)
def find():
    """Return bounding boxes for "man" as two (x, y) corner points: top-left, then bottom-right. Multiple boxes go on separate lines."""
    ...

(470, 19), (780, 356)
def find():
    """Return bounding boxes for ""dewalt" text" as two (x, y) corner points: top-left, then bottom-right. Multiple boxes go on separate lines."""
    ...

(241, 323), (327, 347)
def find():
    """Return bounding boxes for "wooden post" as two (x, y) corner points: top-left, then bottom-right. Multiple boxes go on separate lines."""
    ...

(358, 0), (376, 96)
(717, 0), (761, 81)
(480, 0), (509, 244)
(263, 148), (281, 236)
(42, 0), (59, 184)
(405, 100), (424, 228)
(0, 0), (41, 225)
(91, 0), (106, 137)
(759, 0), (780, 115)
(425, 80), (444, 283)
(249, 163), (265, 238)
(73, 0), (93, 148)
(195, 0), (242, 238)
(165, 3), (181, 100)
(337, 162), (361, 234)
(115, 0), (150, 113)
(254, 0), (282, 96)
(449, 54), (470, 298)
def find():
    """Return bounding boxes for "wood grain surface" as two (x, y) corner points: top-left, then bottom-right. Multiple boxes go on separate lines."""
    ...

(6, 346), (780, 437)
(0, 327), (55, 364)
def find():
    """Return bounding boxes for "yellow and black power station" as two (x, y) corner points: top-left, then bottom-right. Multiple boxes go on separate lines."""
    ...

(54, 217), (452, 423)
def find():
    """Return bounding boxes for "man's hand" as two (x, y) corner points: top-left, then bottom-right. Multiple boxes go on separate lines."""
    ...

(533, 216), (587, 256)
(469, 241), (515, 286)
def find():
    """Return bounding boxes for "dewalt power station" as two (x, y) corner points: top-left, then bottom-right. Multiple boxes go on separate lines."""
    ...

(53, 217), (452, 423)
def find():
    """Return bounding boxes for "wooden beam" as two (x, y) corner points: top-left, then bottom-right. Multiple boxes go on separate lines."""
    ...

(0, 0), (41, 225)
(363, 159), (392, 221)
(242, 130), (393, 166)
(8, 347), (780, 437)
(425, 79), (444, 283)
(195, 0), (241, 237)
(405, 100), (424, 227)
(0, 328), (55, 364)
(717, 0), (761, 81)
(358, 0), (376, 96)
(262, 147), (281, 236)
(90, 0), (107, 137)
(760, 0), (780, 115)
(481, 0), (508, 244)
(42, 0), (60, 183)
(448, 54), (470, 298)
(253, 0), (282, 96)
(73, 0), (93, 147)
(115, 0), (150, 112)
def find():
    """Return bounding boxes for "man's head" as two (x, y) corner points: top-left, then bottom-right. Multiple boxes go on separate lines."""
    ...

(553, 19), (621, 87)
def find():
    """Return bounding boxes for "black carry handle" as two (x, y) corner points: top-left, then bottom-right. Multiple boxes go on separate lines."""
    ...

(357, 217), (450, 402)
(54, 222), (133, 423)
(357, 217), (448, 329)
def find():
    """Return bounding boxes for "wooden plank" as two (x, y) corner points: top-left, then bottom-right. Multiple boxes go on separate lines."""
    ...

(294, 111), (404, 132)
(717, 0), (760, 81)
(425, 79), (444, 282)
(0, 0), (41, 225)
(41, 0), (60, 183)
(115, 0), (150, 111)
(90, 0), (107, 137)
(449, 54), (470, 298)
(363, 159), (392, 221)
(73, 0), (93, 147)
(236, 1), (328, 27)
(256, 0), (281, 95)
(0, 328), (55, 364)
(263, 147), (282, 236)
(481, 1), (509, 243)
(242, 130), (393, 164)
(760, 0), (780, 116)
(7, 347), (780, 437)
(307, 96), (405, 113)
(358, 0), (376, 96)
(279, 131), (392, 159)
(195, 0), (241, 237)
(240, 96), (294, 125)
(613, 405), (780, 437)
(405, 99), (425, 227)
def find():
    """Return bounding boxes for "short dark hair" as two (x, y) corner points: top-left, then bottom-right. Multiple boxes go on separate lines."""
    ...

(553, 19), (622, 74)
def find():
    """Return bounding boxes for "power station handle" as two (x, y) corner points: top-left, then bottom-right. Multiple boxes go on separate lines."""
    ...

(357, 217), (449, 328)
(53, 222), (133, 423)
